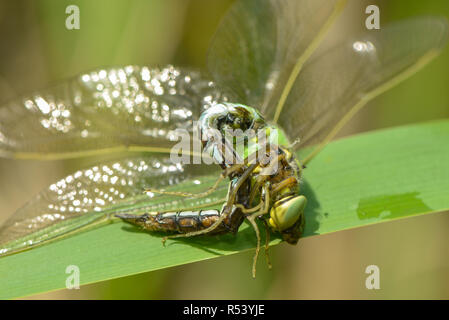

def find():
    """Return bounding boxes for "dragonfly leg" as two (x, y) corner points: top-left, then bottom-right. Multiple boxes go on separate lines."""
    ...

(246, 184), (271, 278)
(246, 213), (262, 278)
(161, 163), (257, 243)
(143, 163), (246, 199)
(234, 201), (262, 214)
(144, 174), (226, 198)
(263, 220), (273, 270)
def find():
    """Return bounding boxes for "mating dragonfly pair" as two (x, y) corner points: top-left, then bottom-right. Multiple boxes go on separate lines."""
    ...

(0, 0), (447, 277)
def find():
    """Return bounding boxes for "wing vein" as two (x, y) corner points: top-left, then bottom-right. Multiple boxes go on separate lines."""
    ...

(272, 0), (347, 124)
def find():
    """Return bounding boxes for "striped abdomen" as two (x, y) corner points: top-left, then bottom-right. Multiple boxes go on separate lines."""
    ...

(116, 207), (244, 235)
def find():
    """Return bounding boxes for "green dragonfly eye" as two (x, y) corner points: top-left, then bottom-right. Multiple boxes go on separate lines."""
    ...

(268, 195), (307, 232)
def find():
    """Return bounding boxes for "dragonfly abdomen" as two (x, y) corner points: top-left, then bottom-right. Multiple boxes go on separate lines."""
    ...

(152, 210), (220, 233)
(116, 208), (243, 235)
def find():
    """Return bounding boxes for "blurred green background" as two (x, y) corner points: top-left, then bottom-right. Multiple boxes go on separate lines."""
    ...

(0, 0), (448, 299)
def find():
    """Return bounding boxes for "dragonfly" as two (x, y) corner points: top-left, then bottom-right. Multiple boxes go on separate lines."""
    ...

(0, 0), (447, 277)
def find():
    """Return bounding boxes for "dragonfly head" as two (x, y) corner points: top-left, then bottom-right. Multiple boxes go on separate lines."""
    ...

(268, 195), (306, 244)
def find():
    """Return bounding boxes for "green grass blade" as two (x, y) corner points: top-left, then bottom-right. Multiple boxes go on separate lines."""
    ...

(1, 120), (449, 299)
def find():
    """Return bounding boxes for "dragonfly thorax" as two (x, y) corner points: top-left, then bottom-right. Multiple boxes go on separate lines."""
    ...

(198, 102), (305, 244)
(247, 145), (305, 244)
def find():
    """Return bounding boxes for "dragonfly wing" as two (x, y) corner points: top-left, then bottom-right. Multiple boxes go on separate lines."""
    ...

(0, 156), (225, 255)
(207, 0), (447, 161)
(0, 66), (223, 159)
(278, 17), (448, 156)
(207, 0), (346, 119)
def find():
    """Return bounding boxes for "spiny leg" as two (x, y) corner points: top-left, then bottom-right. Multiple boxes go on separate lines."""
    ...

(154, 198), (226, 214)
(263, 220), (273, 270)
(235, 201), (262, 214)
(246, 213), (262, 279)
(143, 163), (246, 199)
(246, 184), (271, 278)
(161, 163), (258, 244)
(144, 174), (225, 198)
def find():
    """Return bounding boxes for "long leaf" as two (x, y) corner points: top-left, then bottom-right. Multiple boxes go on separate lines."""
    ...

(1, 120), (448, 299)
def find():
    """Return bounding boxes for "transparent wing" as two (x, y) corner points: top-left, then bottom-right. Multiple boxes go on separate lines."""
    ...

(0, 156), (225, 256)
(207, 0), (345, 120)
(0, 65), (223, 159)
(279, 17), (449, 153)
(207, 0), (448, 158)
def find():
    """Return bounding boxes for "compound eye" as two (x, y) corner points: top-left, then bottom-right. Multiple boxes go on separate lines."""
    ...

(268, 196), (307, 231)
